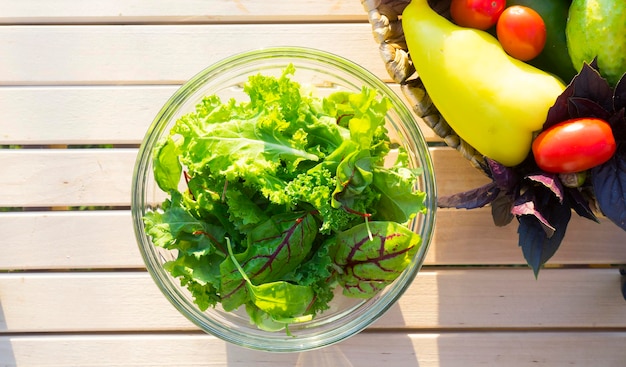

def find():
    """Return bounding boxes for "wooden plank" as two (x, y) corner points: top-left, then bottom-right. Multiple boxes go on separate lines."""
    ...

(432, 148), (492, 196)
(0, 211), (141, 270)
(2, 210), (625, 271)
(377, 268), (626, 329)
(0, 86), (173, 145)
(431, 209), (626, 265)
(0, 24), (386, 85)
(1, 331), (626, 367)
(0, 85), (438, 145)
(0, 0), (368, 24)
(1, 269), (624, 333)
(0, 149), (135, 207)
(0, 147), (479, 207)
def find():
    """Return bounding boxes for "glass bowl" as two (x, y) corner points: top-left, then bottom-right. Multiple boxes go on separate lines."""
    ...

(131, 46), (437, 352)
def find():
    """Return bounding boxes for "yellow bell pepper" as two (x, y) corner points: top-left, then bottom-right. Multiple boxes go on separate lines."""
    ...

(402, 0), (566, 167)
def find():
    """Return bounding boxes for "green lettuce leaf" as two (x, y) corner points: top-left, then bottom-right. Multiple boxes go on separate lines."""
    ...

(143, 65), (429, 332)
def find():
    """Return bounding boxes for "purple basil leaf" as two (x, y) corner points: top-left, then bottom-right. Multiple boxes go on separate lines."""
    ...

(609, 108), (626, 142)
(574, 61), (613, 112)
(545, 60), (613, 129)
(545, 82), (575, 129)
(220, 211), (318, 311)
(512, 194), (556, 237)
(334, 221), (421, 298)
(526, 173), (564, 204)
(517, 198), (572, 278)
(591, 153), (626, 230)
(487, 158), (518, 191)
(614, 73), (626, 112)
(491, 194), (514, 227)
(566, 187), (599, 223)
(438, 182), (500, 209)
(568, 97), (612, 120)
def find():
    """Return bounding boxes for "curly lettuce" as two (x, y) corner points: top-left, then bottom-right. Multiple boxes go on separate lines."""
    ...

(144, 65), (427, 333)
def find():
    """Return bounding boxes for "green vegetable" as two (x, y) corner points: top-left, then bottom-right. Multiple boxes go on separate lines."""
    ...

(143, 65), (427, 333)
(333, 221), (422, 298)
(566, 0), (626, 87)
(506, 0), (577, 83)
(402, 0), (566, 166)
(226, 238), (315, 335)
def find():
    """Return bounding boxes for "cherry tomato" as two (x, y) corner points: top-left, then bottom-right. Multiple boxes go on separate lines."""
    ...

(532, 118), (616, 174)
(450, 0), (506, 30)
(496, 5), (546, 61)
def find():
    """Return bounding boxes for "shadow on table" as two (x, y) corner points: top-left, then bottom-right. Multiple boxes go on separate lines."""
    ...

(224, 303), (421, 367)
(0, 299), (17, 366)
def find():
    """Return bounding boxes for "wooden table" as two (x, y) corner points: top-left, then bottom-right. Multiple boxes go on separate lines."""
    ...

(1, 1), (626, 365)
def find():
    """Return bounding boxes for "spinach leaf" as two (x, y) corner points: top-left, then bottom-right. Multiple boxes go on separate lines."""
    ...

(152, 137), (182, 192)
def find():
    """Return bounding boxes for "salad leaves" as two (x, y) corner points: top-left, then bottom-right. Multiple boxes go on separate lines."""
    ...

(144, 65), (427, 333)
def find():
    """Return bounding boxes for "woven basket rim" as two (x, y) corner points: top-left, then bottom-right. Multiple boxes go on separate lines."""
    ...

(362, 0), (489, 173)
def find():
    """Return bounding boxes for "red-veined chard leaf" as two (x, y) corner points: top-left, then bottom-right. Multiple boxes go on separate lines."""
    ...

(225, 238), (314, 321)
(143, 192), (226, 256)
(219, 212), (318, 311)
(333, 221), (421, 298)
(332, 149), (375, 215)
(143, 192), (227, 310)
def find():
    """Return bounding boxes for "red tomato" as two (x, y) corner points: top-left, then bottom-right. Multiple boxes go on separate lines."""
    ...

(450, 0), (506, 30)
(496, 5), (546, 61)
(532, 118), (616, 173)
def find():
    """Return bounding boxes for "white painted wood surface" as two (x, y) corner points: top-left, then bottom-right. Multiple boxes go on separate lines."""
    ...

(1, 269), (625, 333)
(0, 25), (383, 85)
(2, 332), (626, 366)
(1, 1), (625, 366)
(0, 0), (367, 24)
(0, 85), (437, 145)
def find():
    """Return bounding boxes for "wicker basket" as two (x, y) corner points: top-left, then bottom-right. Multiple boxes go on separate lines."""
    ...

(362, 0), (489, 174)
